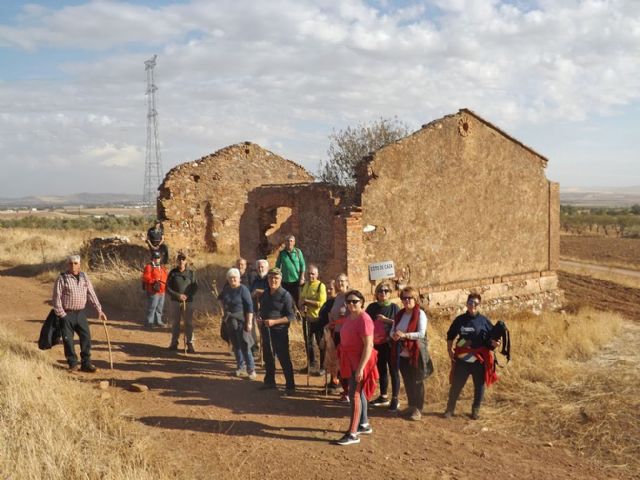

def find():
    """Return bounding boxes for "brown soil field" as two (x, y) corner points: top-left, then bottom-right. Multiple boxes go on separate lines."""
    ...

(561, 235), (640, 270)
(0, 267), (629, 480)
(559, 271), (640, 320)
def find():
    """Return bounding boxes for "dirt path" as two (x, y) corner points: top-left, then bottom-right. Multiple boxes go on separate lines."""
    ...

(560, 259), (640, 279)
(0, 268), (623, 480)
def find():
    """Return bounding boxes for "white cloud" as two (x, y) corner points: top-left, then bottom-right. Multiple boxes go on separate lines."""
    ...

(0, 0), (639, 195)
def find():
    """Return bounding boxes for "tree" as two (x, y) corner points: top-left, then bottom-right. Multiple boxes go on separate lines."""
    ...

(631, 204), (640, 215)
(318, 117), (409, 187)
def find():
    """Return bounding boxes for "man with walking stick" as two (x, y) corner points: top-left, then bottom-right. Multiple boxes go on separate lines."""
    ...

(299, 265), (327, 379)
(257, 267), (296, 395)
(166, 253), (198, 353)
(52, 255), (108, 372)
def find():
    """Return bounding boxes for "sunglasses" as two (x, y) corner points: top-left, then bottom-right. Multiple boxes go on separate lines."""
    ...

(467, 300), (480, 306)
(401, 296), (414, 301)
(345, 298), (360, 305)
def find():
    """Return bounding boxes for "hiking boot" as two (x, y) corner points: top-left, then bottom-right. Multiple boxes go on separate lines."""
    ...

(335, 433), (360, 446)
(68, 363), (79, 371)
(168, 343), (179, 351)
(186, 343), (196, 354)
(247, 370), (257, 380)
(283, 388), (296, 397)
(235, 368), (248, 377)
(388, 397), (400, 412)
(409, 408), (422, 421)
(371, 395), (390, 407)
(357, 423), (373, 435)
(471, 408), (481, 420)
(443, 410), (454, 419)
(80, 363), (97, 373)
(317, 368), (326, 377)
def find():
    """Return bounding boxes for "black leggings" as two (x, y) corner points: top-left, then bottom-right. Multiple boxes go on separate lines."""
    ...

(446, 360), (486, 412)
(375, 342), (400, 397)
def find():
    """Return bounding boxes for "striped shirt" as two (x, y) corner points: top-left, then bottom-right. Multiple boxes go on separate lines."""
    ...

(52, 272), (102, 318)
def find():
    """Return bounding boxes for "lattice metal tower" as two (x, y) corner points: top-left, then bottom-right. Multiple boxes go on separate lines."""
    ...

(143, 54), (163, 208)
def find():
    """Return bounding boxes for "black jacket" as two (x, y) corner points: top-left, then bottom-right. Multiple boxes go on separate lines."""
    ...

(38, 309), (62, 350)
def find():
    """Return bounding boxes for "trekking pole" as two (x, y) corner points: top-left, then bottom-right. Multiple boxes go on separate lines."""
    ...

(101, 317), (113, 370)
(302, 316), (310, 387)
(181, 300), (187, 354)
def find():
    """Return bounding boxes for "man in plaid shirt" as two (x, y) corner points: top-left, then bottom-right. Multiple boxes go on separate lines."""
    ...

(53, 254), (108, 372)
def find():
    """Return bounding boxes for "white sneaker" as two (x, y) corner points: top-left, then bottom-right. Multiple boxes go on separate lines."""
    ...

(235, 368), (247, 377)
(248, 370), (257, 380)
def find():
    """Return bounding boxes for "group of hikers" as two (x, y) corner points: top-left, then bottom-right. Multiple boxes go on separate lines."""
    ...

(52, 222), (506, 447)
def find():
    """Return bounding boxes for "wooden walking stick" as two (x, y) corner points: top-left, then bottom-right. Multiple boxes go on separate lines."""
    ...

(101, 316), (113, 370)
(181, 300), (187, 354)
(302, 315), (310, 387)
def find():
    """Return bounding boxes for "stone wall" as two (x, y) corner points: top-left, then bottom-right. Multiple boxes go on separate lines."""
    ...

(158, 142), (313, 255)
(351, 109), (561, 308)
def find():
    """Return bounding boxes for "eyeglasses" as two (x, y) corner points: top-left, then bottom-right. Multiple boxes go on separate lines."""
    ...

(345, 298), (360, 305)
(467, 300), (480, 306)
(378, 289), (390, 294)
(401, 296), (414, 302)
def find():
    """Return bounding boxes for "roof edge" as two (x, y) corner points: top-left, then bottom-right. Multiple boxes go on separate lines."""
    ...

(458, 108), (548, 164)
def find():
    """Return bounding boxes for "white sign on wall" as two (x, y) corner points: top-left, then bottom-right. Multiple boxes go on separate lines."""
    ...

(368, 260), (395, 281)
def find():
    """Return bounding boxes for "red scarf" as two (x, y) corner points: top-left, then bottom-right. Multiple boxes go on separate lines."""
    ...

(391, 305), (421, 369)
(449, 346), (499, 388)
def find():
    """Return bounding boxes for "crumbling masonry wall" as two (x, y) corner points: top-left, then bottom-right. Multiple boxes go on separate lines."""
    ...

(158, 143), (313, 255)
(239, 183), (354, 280)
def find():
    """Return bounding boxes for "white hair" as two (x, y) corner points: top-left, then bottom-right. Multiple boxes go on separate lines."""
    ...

(256, 259), (269, 268)
(285, 235), (295, 241)
(226, 268), (241, 279)
(68, 255), (81, 264)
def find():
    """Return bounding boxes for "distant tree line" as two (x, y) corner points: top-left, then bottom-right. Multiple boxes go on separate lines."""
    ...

(560, 205), (640, 238)
(0, 215), (151, 231)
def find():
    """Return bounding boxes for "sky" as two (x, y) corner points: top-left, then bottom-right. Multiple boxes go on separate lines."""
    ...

(0, 0), (639, 197)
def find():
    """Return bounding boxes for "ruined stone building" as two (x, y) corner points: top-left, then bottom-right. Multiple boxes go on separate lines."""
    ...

(158, 142), (312, 254)
(163, 109), (562, 313)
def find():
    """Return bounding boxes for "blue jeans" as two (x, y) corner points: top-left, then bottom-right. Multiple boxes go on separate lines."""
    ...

(227, 314), (255, 372)
(347, 372), (368, 434)
(145, 293), (165, 326)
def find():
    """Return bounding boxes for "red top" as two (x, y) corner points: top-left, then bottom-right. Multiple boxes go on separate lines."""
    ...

(339, 312), (374, 368)
(142, 263), (168, 294)
(338, 312), (379, 399)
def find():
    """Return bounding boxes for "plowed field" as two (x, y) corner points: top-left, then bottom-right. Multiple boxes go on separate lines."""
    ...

(561, 236), (640, 270)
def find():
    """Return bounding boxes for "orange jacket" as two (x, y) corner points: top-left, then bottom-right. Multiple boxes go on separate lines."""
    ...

(142, 263), (168, 294)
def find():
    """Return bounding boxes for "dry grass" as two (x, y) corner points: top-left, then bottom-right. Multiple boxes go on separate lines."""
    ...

(427, 308), (638, 477)
(0, 325), (169, 480)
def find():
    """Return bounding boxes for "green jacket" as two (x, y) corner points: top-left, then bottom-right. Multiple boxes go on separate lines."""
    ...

(275, 247), (306, 283)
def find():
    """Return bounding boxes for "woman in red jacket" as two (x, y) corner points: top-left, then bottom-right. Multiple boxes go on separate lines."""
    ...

(334, 290), (379, 446)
